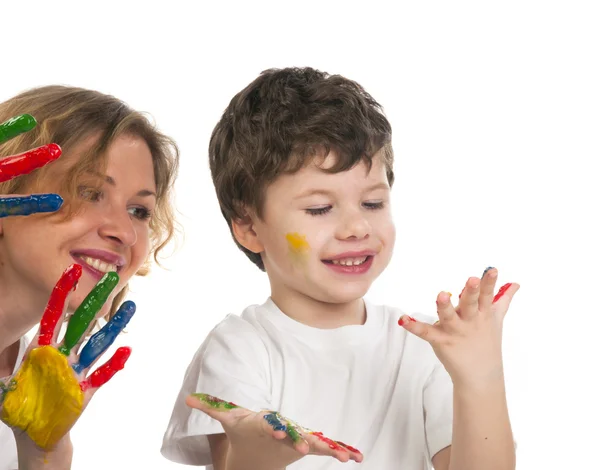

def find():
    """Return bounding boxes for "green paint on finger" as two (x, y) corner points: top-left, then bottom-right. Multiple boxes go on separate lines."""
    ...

(59, 272), (119, 356)
(0, 114), (37, 144)
(192, 393), (239, 410)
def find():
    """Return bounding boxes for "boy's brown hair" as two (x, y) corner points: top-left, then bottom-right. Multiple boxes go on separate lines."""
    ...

(209, 67), (394, 271)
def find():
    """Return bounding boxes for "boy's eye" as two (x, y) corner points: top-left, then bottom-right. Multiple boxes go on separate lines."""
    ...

(305, 206), (331, 216)
(363, 201), (385, 210)
(128, 206), (152, 221)
(78, 186), (102, 202)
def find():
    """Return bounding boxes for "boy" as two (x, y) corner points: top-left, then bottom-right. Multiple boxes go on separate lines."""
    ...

(162, 67), (518, 470)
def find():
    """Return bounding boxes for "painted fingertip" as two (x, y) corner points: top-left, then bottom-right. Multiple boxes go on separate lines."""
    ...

(87, 346), (131, 388)
(0, 114), (37, 143)
(191, 393), (239, 410)
(482, 266), (496, 278)
(493, 283), (512, 303)
(36, 194), (64, 212)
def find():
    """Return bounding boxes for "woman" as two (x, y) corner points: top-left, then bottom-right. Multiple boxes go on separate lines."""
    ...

(0, 86), (179, 469)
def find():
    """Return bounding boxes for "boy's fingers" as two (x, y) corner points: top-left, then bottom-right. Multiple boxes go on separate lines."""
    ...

(58, 272), (119, 356)
(186, 393), (241, 424)
(479, 267), (498, 311)
(38, 264), (82, 346)
(492, 283), (520, 317)
(436, 291), (458, 323)
(73, 301), (136, 374)
(457, 277), (480, 320)
(399, 316), (444, 345)
(0, 194), (63, 218)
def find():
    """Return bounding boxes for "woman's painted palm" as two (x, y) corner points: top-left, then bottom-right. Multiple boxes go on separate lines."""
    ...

(0, 264), (136, 449)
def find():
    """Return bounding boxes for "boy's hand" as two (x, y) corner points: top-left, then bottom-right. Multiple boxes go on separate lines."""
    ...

(186, 393), (363, 469)
(0, 264), (136, 450)
(398, 267), (519, 388)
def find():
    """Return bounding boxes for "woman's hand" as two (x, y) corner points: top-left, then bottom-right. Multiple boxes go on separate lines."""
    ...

(0, 113), (63, 217)
(0, 264), (136, 450)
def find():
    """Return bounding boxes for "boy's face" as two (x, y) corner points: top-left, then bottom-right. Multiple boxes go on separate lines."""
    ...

(249, 150), (395, 306)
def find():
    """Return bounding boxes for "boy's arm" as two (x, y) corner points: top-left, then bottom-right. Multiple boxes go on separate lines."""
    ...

(400, 268), (518, 470)
(447, 380), (514, 470)
(207, 434), (229, 470)
(431, 380), (514, 470)
(432, 446), (451, 470)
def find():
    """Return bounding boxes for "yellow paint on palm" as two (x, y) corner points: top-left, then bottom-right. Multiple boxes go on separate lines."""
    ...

(1, 346), (84, 450)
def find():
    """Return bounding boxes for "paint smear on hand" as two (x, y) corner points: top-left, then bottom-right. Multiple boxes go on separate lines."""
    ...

(191, 393), (238, 410)
(1, 346), (83, 450)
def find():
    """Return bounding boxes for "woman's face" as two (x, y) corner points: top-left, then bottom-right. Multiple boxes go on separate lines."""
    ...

(0, 134), (157, 317)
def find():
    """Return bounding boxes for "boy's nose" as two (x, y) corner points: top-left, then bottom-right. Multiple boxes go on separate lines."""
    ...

(336, 212), (371, 240)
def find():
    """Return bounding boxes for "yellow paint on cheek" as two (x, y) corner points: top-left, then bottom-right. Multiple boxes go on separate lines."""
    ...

(1, 346), (84, 450)
(286, 232), (310, 260)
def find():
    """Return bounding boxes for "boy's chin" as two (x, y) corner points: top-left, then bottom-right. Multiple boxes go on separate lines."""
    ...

(314, 283), (373, 305)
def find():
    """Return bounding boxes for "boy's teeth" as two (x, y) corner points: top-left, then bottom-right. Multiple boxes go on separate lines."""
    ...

(83, 256), (117, 273)
(331, 256), (368, 266)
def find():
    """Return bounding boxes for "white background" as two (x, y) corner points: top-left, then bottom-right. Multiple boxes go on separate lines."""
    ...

(2, 1), (599, 468)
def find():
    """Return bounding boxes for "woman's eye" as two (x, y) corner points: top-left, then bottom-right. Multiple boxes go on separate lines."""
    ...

(128, 206), (152, 221)
(78, 186), (102, 202)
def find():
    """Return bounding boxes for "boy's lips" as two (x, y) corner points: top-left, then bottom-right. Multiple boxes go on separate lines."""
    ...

(322, 250), (378, 261)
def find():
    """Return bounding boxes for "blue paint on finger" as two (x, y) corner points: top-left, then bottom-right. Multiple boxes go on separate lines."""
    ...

(72, 301), (136, 374)
(482, 266), (495, 278)
(0, 194), (63, 218)
(264, 412), (287, 432)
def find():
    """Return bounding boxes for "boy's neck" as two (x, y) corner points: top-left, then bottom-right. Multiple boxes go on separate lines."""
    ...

(270, 290), (366, 329)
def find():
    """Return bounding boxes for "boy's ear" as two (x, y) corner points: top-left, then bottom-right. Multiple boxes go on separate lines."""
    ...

(231, 215), (264, 254)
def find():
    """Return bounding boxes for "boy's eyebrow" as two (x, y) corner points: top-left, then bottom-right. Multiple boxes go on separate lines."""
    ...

(89, 172), (157, 198)
(294, 182), (389, 199)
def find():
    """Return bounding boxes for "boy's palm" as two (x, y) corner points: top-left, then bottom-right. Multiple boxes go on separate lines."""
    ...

(187, 393), (363, 468)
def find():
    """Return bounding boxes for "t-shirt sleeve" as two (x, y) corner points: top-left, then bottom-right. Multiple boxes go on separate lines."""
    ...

(161, 315), (271, 466)
(423, 359), (454, 461)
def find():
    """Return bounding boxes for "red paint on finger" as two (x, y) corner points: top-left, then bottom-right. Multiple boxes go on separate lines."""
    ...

(38, 265), (82, 346)
(0, 144), (62, 182)
(81, 347), (131, 390)
(311, 431), (343, 451)
(493, 283), (512, 303)
(398, 316), (417, 326)
(336, 441), (362, 454)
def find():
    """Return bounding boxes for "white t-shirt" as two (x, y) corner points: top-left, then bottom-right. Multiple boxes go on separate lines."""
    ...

(0, 336), (29, 470)
(162, 298), (453, 470)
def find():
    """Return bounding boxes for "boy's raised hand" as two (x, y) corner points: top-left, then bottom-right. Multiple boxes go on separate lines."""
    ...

(398, 267), (519, 388)
(186, 393), (363, 469)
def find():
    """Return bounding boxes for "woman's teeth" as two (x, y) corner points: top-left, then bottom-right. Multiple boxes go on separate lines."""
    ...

(331, 256), (368, 266)
(82, 256), (117, 273)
